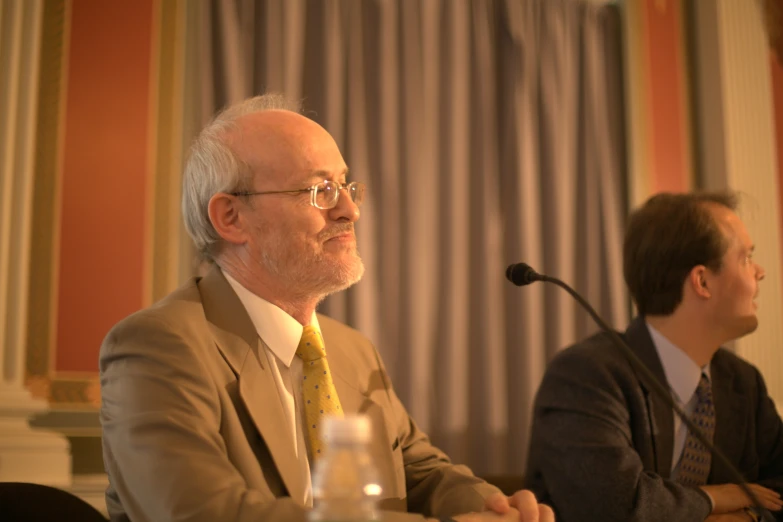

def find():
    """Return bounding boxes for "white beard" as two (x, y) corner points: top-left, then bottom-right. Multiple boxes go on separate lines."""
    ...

(258, 225), (365, 299)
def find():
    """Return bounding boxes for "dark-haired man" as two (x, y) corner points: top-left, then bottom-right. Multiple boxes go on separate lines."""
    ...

(526, 192), (783, 522)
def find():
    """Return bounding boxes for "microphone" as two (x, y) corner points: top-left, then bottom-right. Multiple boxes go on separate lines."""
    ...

(506, 263), (543, 286)
(506, 262), (775, 521)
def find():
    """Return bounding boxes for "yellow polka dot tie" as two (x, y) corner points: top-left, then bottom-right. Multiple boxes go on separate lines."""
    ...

(296, 325), (343, 460)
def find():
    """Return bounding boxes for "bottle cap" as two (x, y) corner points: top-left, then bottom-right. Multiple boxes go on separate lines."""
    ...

(322, 414), (372, 444)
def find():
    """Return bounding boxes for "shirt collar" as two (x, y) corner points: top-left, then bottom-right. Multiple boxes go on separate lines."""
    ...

(646, 321), (711, 404)
(223, 270), (320, 367)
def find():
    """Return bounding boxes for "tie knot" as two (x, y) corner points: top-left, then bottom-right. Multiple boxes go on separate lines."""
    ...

(297, 325), (326, 362)
(696, 373), (712, 400)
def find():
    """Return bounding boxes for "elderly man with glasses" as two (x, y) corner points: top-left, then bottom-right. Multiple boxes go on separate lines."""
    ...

(99, 94), (553, 522)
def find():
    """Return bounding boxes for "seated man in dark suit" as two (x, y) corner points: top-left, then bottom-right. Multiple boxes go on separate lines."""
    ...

(526, 192), (783, 522)
(100, 93), (553, 522)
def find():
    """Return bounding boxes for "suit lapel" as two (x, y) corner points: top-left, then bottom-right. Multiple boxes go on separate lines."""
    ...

(318, 321), (378, 416)
(625, 318), (675, 477)
(198, 266), (305, 504)
(709, 352), (744, 481)
(318, 319), (405, 499)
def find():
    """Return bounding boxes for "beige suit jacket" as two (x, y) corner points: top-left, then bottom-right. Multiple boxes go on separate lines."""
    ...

(100, 266), (498, 522)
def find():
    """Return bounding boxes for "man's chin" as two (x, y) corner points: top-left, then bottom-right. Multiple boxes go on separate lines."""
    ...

(746, 315), (759, 333)
(733, 315), (759, 338)
(325, 250), (363, 276)
(337, 258), (365, 289)
(318, 257), (365, 295)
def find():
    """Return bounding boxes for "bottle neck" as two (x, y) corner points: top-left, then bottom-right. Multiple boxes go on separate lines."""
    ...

(328, 439), (369, 449)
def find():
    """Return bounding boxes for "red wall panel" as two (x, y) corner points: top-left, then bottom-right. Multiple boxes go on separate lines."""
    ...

(644, 0), (690, 193)
(56, 0), (155, 372)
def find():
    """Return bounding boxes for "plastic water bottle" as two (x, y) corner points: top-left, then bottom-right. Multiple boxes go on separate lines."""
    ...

(309, 414), (382, 522)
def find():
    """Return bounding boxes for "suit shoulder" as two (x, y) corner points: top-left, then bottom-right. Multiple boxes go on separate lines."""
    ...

(316, 313), (382, 366)
(713, 346), (755, 369)
(540, 329), (639, 399)
(102, 277), (204, 345)
(712, 347), (764, 387)
(549, 329), (626, 371)
(316, 313), (369, 344)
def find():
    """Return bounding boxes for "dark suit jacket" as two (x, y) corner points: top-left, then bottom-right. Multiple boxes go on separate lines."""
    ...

(525, 317), (783, 522)
(100, 266), (499, 522)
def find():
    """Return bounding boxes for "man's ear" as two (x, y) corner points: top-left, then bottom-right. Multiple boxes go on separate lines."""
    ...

(688, 265), (711, 299)
(207, 193), (248, 246)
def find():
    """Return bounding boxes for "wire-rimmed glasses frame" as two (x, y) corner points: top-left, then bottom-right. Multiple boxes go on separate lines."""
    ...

(229, 180), (366, 210)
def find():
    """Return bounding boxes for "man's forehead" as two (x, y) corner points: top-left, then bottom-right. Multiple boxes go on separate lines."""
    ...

(230, 110), (315, 147)
(227, 111), (346, 186)
(229, 111), (327, 164)
(237, 108), (311, 128)
(709, 205), (752, 248)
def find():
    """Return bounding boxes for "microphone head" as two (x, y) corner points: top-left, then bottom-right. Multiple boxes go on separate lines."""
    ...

(506, 263), (541, 286)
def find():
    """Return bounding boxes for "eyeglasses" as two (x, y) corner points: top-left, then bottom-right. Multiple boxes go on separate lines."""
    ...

(230, 180), (366, 210)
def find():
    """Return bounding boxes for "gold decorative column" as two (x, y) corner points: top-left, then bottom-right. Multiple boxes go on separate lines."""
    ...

(0, 0), (71, 485)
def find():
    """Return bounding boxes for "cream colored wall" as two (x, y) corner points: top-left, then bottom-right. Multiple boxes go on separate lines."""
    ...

(691, 0), (783, 411)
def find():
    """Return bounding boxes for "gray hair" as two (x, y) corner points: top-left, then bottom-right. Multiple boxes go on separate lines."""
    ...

(182, 93), (303, 261)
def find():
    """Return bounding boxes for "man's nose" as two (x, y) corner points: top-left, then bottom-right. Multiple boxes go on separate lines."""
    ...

(329, 188), (360, 222)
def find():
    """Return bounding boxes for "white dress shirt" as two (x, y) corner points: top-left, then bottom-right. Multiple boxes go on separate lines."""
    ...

(646, 322), (712, 478)
(224, 271), (317, 507)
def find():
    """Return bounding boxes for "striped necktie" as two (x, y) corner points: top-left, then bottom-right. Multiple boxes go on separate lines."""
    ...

(677, 373), (715, 486)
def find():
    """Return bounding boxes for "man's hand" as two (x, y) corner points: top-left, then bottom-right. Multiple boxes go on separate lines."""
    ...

(700, 484), (783, 514)
(452, 509), (522, 522)
(474, 490), (555, 522)
(705, 511), (756, 521)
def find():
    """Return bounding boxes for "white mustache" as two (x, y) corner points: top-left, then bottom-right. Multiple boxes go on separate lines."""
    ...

(319, 225), (354, 242)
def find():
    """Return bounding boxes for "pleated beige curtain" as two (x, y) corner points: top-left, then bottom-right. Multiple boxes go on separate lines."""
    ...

(182, 0), (629, 475)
